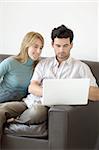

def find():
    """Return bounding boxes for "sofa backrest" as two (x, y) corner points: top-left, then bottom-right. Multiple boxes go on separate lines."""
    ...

(0, 54), (12, 62)
(82, 60), (99, 86)
(0, 54), (99, 86)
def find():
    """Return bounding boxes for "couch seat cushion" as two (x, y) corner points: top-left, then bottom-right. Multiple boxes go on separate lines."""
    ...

(4, 121), (47, 138)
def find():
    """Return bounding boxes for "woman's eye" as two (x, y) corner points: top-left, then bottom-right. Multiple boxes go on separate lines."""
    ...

(34, 46), (38, 48)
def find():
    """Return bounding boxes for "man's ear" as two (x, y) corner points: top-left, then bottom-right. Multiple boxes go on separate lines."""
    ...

(70, 42), (73, 49)
(51, 41), (54, 47)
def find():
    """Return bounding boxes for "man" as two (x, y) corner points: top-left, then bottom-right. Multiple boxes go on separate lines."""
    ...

(24, 24), (99, 108)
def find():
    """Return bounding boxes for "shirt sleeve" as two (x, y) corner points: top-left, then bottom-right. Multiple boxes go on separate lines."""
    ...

(31, 59), (44, 82)
(80, 62), (98, 87)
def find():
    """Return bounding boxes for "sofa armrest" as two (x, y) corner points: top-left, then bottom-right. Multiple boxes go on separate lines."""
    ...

(48, 101), (99, 150)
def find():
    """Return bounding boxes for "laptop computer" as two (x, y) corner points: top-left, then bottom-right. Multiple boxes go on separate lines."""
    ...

(42, 78), (90, 106)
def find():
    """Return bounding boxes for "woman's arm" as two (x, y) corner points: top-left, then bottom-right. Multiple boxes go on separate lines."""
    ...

(0, 57), (10, 78)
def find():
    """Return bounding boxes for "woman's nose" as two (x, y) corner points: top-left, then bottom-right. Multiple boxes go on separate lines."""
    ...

(37, 48), (41, 54)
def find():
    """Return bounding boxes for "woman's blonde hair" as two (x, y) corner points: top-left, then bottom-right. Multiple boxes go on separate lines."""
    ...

(15, 32), (44, 63)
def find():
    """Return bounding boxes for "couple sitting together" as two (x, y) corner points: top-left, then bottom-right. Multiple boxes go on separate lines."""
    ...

(0, 24), (99, 145)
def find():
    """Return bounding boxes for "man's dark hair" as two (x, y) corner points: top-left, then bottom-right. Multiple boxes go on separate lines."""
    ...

(51, 25), (74, 43)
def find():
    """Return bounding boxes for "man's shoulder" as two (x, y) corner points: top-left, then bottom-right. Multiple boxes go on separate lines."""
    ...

(72, 57), (84, 64)
(72, 58), (89, 68)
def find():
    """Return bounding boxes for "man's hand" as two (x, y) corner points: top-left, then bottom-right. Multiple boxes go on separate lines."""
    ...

(89, 86), (99, 101)
(28, 80), (43, 97)
(7, 118), (15, 123)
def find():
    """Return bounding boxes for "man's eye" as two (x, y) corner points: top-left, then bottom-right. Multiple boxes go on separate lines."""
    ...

(64, 45), (68, 47)
(56, 45), (60, 47)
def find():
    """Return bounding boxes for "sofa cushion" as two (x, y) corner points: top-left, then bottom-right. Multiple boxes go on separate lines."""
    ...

(4, 121), (48, 138)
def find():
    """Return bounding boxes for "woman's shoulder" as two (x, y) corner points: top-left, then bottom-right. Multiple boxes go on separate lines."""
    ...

(0, 56), (13, 63)
(0, 56), (17, 72)
(0, 56), (18, 67)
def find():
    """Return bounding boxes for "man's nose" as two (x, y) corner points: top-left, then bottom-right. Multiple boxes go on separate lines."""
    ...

(59, 47), (64, 52)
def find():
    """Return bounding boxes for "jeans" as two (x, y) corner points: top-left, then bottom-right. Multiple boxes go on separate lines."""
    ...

(0, 101), (27, 135)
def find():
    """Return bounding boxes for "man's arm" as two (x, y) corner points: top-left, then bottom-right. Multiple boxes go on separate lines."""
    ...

(28, 81), (99, 101)
(28, 80), (43, 97)
(89, 86), (99, 101)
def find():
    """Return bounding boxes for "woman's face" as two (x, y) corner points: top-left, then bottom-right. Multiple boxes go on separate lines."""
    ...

(28, 38), (43, 60)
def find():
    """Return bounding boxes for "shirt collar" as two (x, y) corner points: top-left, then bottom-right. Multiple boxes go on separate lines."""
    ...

(53, 56), (72, 66)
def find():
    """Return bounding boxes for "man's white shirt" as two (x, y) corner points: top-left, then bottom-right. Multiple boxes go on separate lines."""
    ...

(23, 57), (98, 108)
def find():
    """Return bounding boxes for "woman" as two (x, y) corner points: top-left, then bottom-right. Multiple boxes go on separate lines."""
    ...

(0, 31), (44, 103)
(0, 32), (46, 147)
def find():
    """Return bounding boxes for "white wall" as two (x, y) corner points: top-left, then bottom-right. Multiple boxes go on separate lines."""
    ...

(0, 1), (98, 61)
(98, 1), (99, 60)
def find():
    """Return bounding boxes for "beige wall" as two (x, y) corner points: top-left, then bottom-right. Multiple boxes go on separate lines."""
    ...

(0, 1), (98, 61)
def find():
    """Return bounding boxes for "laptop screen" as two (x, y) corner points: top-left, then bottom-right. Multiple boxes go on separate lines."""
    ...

(42, 78), (90, 106)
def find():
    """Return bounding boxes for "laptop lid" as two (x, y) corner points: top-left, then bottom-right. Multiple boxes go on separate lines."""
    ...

(42, 78), (90, 106)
